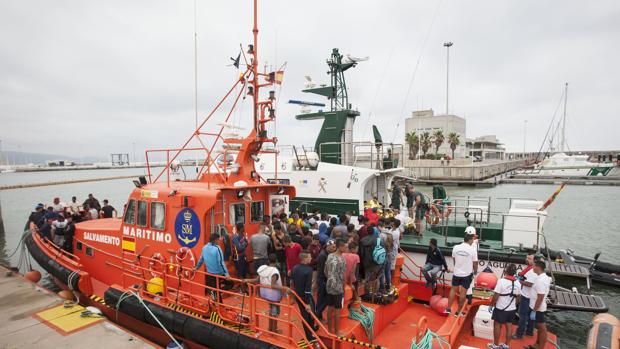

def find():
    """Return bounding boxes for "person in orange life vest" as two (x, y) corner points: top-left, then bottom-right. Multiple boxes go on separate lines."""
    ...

(488, 264), (521, 349)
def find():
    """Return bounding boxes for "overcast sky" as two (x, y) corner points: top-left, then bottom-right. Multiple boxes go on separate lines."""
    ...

(1, 0), (619, 160)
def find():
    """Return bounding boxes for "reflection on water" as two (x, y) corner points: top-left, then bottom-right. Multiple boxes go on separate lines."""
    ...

(0, 170), (618, 349)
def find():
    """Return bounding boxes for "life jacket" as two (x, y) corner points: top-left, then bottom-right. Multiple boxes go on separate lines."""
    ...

(497, 275), (517, 311)
(519, 265), (532, 278)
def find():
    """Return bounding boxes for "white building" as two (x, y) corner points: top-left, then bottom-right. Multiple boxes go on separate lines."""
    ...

(466, 135), (506, 160)
(404, 109), (467, 158)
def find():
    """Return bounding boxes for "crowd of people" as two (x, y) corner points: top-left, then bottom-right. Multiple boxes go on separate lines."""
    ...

(26, 194), (117, 252)
(194, 209), (408, 341)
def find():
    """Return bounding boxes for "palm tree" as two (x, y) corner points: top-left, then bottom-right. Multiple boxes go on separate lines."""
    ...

(405, 132), (419, 160)
(448, 132), (460, 159)
(420, 132), (432, 158)
(433, 130), (445, 156)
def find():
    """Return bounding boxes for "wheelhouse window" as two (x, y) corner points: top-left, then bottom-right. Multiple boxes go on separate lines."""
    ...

(250, 201), (264, 223)
(124, 200), (136, 225)
(150, 202), (165, 230)
(230, 203), (246, 225)
(137, 201), (148, 227)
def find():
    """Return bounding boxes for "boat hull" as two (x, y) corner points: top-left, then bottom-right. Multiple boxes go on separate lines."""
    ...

(24, 230), (281, 349)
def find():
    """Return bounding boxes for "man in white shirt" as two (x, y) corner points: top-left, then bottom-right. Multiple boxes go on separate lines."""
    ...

(394, 209), (406, 233)
(514, 254), (537, 339)
(529, 260), (551, 349)
(68, 196), (80, 214)
(51, 197), (66, 213)
(446, 234), (478, 316)
(488, 264), (521, 349)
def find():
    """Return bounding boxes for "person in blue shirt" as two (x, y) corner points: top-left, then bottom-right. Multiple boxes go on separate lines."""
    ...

(195, 233), (230, 301)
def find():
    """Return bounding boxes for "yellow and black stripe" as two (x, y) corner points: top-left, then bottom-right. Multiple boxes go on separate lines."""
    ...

(297, 339), (320, 348)
(336, 336), (383, 348)
(209, 311), (253, 335)
(89, 294), (108, 307)
(166, 303), (204, 319)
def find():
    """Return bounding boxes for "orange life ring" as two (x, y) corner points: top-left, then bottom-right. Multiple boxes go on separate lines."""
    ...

(443, 205), (453, 218)
(175, 247), (196, 280)
(148, 252), (165, 278)
(425, 204), (441, 225)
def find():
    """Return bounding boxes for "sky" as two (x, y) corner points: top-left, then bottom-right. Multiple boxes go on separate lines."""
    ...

(1, 0), (619, 160)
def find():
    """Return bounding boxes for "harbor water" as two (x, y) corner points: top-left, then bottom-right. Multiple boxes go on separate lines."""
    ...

(1, 168), (618, 349)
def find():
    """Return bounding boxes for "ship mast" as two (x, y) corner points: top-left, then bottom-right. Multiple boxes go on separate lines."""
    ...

(561, 82), (568, 153)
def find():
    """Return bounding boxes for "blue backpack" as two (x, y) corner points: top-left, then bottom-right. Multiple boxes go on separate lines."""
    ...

(372, 237), (387, 265)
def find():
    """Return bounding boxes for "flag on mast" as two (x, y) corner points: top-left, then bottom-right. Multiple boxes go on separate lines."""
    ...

(538, 182), (566, 211)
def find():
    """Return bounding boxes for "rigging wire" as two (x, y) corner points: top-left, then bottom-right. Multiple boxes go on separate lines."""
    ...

(390, 0), (444, 143)
(360, 46), (396, 141)
(534, 87), (566, 163)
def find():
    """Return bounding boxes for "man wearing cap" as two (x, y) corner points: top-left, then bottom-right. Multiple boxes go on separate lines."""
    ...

(445, 234), (478, 316)
(27, 204), (46, 229)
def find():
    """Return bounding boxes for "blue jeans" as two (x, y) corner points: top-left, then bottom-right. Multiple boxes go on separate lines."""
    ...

(422, 263), (442, 284)
(381, 255), (392, 290)
(315, 277), (328, 320)
(515, 296), (535, 336)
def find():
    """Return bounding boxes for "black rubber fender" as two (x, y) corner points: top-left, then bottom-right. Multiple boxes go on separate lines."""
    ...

(104, 287), (281, 349)
(24, 232), (80, 291)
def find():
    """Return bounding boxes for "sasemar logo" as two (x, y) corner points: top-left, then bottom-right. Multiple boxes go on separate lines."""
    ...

(175, 208), (200, 248)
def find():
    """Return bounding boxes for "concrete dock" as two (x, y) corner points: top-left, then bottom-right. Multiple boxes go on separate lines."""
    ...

(0, 267), (155, 348)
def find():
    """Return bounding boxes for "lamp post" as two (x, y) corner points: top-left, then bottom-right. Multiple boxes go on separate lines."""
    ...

(443, 42), (453, 115)
(523, 120), (527, 159)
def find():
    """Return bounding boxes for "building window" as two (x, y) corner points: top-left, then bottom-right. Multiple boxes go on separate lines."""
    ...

(250, 201), (264, 223)
(124, 200), (136, 225)
(150, 202), (165, 230)
(137, 201), (148, 227)
(230, 203), (246, 225)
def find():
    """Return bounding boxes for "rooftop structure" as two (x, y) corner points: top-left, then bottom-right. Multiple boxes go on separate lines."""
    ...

(405, 109), (467, 158)
(466, 135), (506, 160)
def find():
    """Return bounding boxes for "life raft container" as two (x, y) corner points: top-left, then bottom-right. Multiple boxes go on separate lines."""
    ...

(425, 204), (441, 225)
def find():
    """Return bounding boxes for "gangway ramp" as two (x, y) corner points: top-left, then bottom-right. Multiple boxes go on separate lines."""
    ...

(548, 289), (608, 313)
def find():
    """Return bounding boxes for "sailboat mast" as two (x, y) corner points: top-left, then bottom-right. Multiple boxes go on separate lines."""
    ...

(561, 82), (568, 152)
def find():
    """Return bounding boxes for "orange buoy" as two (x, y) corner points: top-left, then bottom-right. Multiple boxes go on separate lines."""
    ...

(58, 290), (75, 301)
(435, 297), (449, 315)
(25, 270), (42, 283)
(429, 295), (442, 310)
(475, 271), (498, 290)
